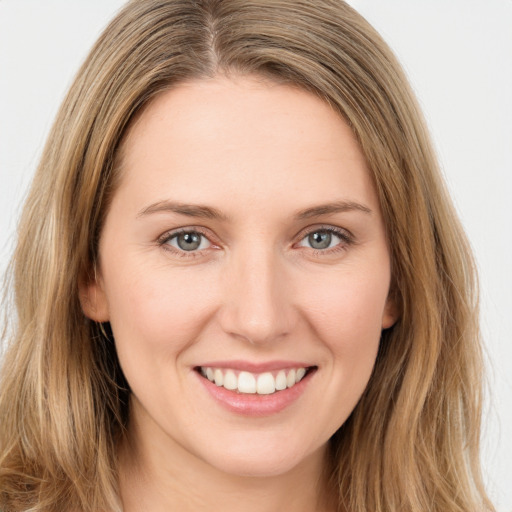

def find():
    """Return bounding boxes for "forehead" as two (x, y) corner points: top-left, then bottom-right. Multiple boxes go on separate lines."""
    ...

(114, 75), (378, 216)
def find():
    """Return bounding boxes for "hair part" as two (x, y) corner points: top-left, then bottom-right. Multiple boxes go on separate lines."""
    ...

(0, 1), (493, 511)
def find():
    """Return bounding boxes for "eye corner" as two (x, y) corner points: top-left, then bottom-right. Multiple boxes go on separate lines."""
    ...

(294, 225), (355, 255)
(157, 227), (219, 258)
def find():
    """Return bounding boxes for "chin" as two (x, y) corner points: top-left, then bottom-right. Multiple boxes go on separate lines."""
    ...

(195, 434), (323, 478)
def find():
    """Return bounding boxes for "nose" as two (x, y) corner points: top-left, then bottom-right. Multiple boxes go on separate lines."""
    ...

(218, 247), (295, 346)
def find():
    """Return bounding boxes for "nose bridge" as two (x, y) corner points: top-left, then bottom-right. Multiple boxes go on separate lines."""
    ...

(220, 243), (293, 345)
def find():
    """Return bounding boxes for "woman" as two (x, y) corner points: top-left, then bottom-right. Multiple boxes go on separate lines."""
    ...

(0, 1), (494, 511)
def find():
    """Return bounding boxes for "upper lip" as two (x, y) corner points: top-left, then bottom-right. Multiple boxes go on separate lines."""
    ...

(195, 360), (315, 373)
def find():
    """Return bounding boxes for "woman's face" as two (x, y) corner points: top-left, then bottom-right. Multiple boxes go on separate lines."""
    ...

(81, 75), (397, 478)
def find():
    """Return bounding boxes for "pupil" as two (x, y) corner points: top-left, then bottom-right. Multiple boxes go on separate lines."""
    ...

(177, 232), (201, 251)
(309, 231), (331, 249)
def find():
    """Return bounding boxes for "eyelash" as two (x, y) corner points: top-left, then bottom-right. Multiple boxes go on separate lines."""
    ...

(297, 225), (354, 256)
(157, 225), (354, 258)
(157, 227), (213, 258)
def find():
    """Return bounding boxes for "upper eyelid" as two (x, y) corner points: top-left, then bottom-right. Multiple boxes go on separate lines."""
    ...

(295, 224), (353, 241)
(157, 228), (214, 257)
(294, 226), (356, 255)
(158, 226), (214, 243)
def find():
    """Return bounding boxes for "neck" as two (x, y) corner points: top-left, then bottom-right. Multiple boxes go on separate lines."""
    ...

(118, 406), (337, 512)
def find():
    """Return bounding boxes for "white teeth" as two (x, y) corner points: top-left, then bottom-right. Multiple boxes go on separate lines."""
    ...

(200, 366), (310, 395)
(286, 369), (296, 388)
(256, 372), (276, 395)
(275, 370), (287, 391)
(238, 371), (256, 394)
(295, 367), (306, 383)
(214, 369), (223, 387)
(223, 370), (238, 390)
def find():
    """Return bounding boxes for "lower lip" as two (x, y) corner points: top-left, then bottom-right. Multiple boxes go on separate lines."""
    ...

(196, 370), (315, 417)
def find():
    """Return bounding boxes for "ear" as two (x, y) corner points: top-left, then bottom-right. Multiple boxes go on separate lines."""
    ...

(78, 269), (110, 322)
(381, 294), (400, 330)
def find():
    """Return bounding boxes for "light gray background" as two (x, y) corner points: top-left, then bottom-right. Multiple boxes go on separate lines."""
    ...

(1, 1), (511, 510)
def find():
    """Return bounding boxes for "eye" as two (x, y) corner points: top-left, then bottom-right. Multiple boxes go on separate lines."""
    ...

(297, 227), (351, 251)
(163, 230), (212, 252)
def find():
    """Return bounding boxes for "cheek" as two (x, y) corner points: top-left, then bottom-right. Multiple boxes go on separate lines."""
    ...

(297, 266), (389, 360)
(284, 266), (390, 440)
(103, 260), (218, 365)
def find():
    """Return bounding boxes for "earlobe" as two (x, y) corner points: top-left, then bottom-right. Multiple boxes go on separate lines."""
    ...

(78, 272), (110, 322)
(382, 296), (400, 330)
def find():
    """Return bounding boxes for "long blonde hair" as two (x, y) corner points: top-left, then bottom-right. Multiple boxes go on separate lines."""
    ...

(0, 1), (493, 511)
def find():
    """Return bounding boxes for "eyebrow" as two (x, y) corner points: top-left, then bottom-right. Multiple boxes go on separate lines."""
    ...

(137, 199), (372, 221)
(295, 201), (372, 219)
(137, 200), (228, 220)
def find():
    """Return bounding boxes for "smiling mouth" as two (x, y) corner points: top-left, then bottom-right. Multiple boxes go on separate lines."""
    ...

(195, 366), (317, 395)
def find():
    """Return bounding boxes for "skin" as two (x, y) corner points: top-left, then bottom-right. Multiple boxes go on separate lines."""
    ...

(81, 75), (398, 512)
